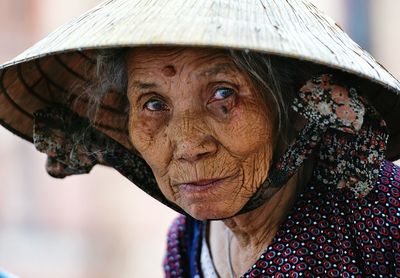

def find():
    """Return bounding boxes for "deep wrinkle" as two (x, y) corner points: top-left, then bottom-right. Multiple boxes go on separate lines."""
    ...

(127, 47), (275, 220)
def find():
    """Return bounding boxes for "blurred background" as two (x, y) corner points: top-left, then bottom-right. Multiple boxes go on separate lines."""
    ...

(0, 0), (399, 277)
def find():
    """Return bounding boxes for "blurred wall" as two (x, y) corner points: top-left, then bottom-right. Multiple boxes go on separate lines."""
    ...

(370, 0), (400, 79)
(0, 1), (399, 277)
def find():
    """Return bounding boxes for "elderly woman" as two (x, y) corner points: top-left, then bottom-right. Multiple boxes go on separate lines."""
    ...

(0, 0), (400, 277)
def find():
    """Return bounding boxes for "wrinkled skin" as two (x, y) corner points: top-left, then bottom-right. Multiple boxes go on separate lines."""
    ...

(127, 47), (275, 220)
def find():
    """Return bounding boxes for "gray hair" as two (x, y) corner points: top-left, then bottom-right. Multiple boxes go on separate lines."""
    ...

(73, 49), (129, 123)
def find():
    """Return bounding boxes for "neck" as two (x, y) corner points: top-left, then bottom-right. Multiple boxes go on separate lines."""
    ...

(209, 173), (299, 276)
(224, 174), (297, 247)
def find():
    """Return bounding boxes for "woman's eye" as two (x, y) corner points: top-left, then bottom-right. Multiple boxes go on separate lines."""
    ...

(213, 87), (235, 100)
(143, 99), (168, 111)
(207, 86), (237, 116)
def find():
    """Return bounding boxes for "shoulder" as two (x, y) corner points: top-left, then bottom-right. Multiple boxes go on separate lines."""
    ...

(377, 160), (400, 187)
(367, 160), (400, 222)
(164, 215), (189, 277)
(353, 160), (400, 274)
(244, 161), (400, 277)
(336, 160), (400, 227)
(369, 160), (400, 209)
(164, 215), (204, 277)
(166, 214), (188, 240)
(165, 215), (201, 246)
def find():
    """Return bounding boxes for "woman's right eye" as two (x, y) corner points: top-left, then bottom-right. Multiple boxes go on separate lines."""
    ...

(143, 98), (169, 112)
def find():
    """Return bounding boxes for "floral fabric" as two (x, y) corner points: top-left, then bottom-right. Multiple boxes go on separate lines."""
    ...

(240, 75), (388, 213)
(294, 75), (388, 198)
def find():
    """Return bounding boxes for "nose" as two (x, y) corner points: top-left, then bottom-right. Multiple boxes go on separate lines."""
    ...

(176, 135), (218, 163)
(171, 112), (218, 163)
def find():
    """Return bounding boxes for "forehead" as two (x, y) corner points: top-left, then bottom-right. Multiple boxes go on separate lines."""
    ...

(126, 47), (238, 75)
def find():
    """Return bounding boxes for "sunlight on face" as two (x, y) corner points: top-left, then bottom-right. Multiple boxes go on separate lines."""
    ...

(127, 47), (274, 220)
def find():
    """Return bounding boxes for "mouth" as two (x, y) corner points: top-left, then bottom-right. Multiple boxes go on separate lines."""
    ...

(176, 177), (230, 193)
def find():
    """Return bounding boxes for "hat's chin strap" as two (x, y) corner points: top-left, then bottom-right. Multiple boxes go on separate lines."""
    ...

(32, 74), (389, 219)
(237, 74), (388, 215)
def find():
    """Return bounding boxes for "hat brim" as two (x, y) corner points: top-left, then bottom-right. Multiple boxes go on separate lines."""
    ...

(0, 0), (400, 159)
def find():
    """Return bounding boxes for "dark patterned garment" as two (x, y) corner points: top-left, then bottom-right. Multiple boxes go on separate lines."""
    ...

(164, 160), (400, 277)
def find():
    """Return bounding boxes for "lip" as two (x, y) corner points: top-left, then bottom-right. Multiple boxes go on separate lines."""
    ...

(176, 177), (229, 193)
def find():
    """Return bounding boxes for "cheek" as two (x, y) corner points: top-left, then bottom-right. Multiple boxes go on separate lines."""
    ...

(217, 105), (274, 199)
(127, 108), (178, 202)
(128, 109), (165, 150)
(128, 113), (176, 201)
(127, 110), (172, 174)
(215, 102), (274, 156)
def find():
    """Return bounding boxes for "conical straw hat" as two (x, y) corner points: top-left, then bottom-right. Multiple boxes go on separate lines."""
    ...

(1, 0), (400, 160)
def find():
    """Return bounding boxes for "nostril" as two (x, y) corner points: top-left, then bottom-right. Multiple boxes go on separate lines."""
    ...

(177, 148), (209, 162)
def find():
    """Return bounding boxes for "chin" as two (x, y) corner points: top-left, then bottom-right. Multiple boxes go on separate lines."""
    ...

(183, 202), (238, 221)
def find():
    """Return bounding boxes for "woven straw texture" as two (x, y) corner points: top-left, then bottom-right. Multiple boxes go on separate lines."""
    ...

(0, 0), (400, 159)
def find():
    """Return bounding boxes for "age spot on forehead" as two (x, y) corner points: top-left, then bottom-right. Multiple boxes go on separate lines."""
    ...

(162, 65), (177, 77)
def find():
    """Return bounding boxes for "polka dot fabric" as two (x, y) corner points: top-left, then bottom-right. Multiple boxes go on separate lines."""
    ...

(164, 160), (400, 277)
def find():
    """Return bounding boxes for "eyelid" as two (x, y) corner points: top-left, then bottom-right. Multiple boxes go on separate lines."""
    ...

(135, 92), (166, 106)
(210, 81), (238, 92)
(209, 80), (237, 88)
(207, 83), (238, 102)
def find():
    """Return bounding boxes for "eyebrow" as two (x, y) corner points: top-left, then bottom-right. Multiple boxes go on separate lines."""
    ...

(131, 81), (158, 90)
(199, 63), (238, 77)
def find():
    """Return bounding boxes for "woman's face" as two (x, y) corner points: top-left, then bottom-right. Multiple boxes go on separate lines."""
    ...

(127, 47), (274, 220)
